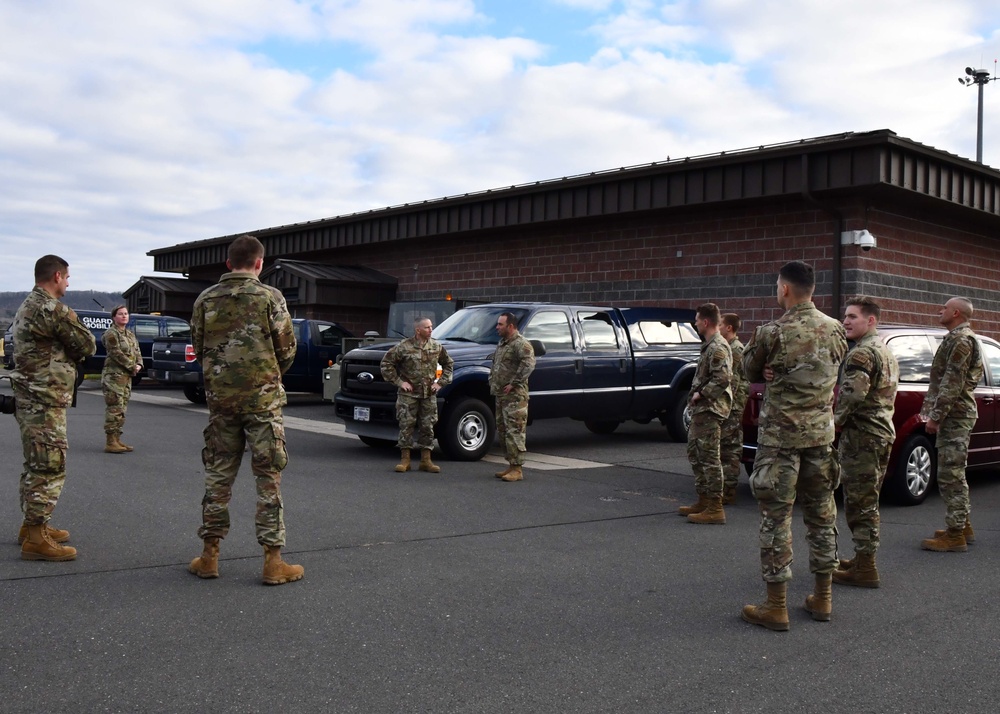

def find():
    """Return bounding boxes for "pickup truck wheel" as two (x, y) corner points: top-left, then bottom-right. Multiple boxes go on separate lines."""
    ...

(439, 398), (496, 461)
(584, 420), (620, 435)
(183, 384), (207, 404)
(358, 435), (395, 449)
(665, 389), (690, 443)
(887, 435), (935, 506)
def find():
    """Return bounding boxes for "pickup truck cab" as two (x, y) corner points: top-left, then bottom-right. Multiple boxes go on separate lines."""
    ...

(149, 318), (353, 403)
(334, 302), (700, 460)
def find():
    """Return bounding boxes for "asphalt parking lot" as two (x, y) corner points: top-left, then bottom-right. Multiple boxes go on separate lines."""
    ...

(2, 377), (1000, 713)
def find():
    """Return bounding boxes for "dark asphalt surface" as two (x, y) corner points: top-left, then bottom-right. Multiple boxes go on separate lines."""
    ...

(2, 377), (1000, 713)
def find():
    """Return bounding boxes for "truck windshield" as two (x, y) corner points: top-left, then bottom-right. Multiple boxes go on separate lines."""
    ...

(434, 307), (530, 345)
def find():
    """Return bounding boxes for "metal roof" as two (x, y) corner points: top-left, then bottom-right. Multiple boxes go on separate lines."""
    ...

(259, 260), (398, 286)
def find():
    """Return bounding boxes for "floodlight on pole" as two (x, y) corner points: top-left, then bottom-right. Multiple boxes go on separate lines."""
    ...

(957, 61), (998, 163)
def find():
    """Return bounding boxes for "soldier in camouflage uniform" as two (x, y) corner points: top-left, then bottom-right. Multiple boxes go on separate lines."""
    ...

(380, 317), (454, 474)
(919, 297), (983, 553)
(719, 313), (748, 505)
(489, 312), (536, 482)
(832, 297), (898, 588)
(101, 305), (143, 454)
(187, 235), (304, 586)
(11, 255), (96, 561)
(678, 303), (732, 524)
(741, 261), (847, 631)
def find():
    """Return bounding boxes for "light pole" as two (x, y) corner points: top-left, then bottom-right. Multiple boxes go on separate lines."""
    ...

(958, 63), (997, 163)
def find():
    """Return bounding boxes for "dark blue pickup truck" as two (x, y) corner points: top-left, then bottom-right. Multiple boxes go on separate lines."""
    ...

(333, 302), (701, 460)
(149, 318), (353, 403)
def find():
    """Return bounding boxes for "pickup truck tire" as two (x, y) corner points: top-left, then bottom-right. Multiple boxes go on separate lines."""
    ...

(439, 398), (496, 461)
(358, 435), (396, 449)
(183, 384), (207, 404)
(887, 435), (935, 506)
(665, 389), (690, 443)
(584, 420), (620, 435)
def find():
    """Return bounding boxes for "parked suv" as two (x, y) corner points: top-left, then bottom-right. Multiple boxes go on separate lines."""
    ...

(742, 325), (1000, 505)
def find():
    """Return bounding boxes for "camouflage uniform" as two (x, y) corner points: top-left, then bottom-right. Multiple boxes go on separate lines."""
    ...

(489, 332), (536, 465)
(101, 325), (141, 436)
(380, 336), (454, 450)
(720, 336), (748, 491)
(10, 287), (97, 525)
(919, 322), (982, 531)
(834, 330), (898, 556)
(743, 302), (847, 582)
(191, 272), (297, 547)
(686, 332), (732, 499)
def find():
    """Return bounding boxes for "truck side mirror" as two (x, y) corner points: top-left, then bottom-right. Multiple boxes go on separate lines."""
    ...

(529, 339), (546, 357)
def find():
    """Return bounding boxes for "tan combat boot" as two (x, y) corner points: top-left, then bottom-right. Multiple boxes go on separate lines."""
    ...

(419, 449), (441, 473)
(21, 524), (77, 561)
(837, 556), (854, 570)
(833, 551), (879, 588)
(117, 434), (134, 452)
(677, 494), (708, 516)
(262, 546), (304, 586)
(934, 520), (975, 544)
(188, 537), (220, 579)
(394, 449), (411, 473)
(500, 465), (523, 482)
(742, 582), (789, 632)
(687, 496), (726, 525)
(495, 464), (514, 479)
(17, 522), (70, 545)
(104, 433), (128, 454)
(804, 573), (833, 621)
(722, 485), (737, 505)
(921, 528), (968, 552)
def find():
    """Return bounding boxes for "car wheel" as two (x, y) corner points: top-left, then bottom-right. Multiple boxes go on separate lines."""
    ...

(584, 420), (620, 435)
(888, 435), (935, 506)
(665, 388), (690, 443)
(358, 435), (395, 449)
(439, 397), (496, 461)
(183, 383), (207, 404)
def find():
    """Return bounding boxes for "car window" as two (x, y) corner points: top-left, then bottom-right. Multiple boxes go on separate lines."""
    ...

(164, 318), (190, 339)
(132, 318), (161, 340)
(979, 340), (1000, 387)
(522, 310), (574, 352)
(577, 311), (619, 349)
(637, 320), (700, 344)
(316, 322), (348, 347)
(886, 334), (935, 383)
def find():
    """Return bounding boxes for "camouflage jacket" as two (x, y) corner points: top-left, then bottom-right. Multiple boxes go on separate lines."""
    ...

(743, 301), (847, 448)
(834, 330), (898, 441)
(102, 326), (141, 376)
(489, 333), (536, 397)
(380, 336), (454, 399)
(10, 286), (97, 407)
(920, 322), (982, 423)
(191, 272), (296, 414)
(727, 336), (749, 411)
(690, 332), (732, 418)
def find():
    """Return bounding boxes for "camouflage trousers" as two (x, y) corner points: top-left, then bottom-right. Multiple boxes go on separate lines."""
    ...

(936, 417), (974, 531)
(720, 396), (747, 490)
(496, 391), (528, 465)
(750, 444), (840, 583)
(15, 398), (69, 525)
(102, 370), (133, 435)
(395, 392), (438, 450)
(687, 411), (724, 497)
(839, 427), (891, 556)
(199, 409), (288, 547)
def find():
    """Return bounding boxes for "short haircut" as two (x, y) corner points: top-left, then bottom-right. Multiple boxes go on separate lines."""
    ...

(499, 311), (519, 329)
(778, 260), (816, 296)
(413, 317), (432, 327)
(721, 313), (741, 331)
(696, 303), (721, 325)
(846, 295), (881, 321)
(34, 255), (69, 284)
(951, 297), (974, 319)
(110, 304), (128, 319)
(228, 234), (264, 270)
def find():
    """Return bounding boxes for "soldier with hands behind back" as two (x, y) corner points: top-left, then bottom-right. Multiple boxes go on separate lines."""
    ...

(101, 305), (143, 454)
(719, 312), (747, 505)
(490, 312), (536, 482)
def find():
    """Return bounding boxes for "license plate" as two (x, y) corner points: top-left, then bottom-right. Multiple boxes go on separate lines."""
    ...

(354, 407), (370, 422)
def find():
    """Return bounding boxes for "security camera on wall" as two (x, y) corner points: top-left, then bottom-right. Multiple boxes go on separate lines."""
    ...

(841, 229), (877, 251)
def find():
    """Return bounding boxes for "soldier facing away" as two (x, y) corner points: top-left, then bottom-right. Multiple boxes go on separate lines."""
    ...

(741, 261), (847, 631)
(101, 304), (143, 454)
(12, 254), (97, 561)
(678, 303), (733, 524)
(380, 317), (454, 474)
(919, 297), (982, 553)
(719, 312), (748, 505)
(489, 312), (536, 482)
(832, 297), (898, 588)
(187, 234), (304, 586)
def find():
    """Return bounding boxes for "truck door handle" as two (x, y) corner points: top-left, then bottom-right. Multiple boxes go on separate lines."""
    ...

(619, 358), (627, 373)
(575, 359), (583, 374)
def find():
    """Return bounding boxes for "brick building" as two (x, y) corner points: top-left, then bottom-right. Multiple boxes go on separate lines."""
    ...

(137, 130), (1000, 338)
